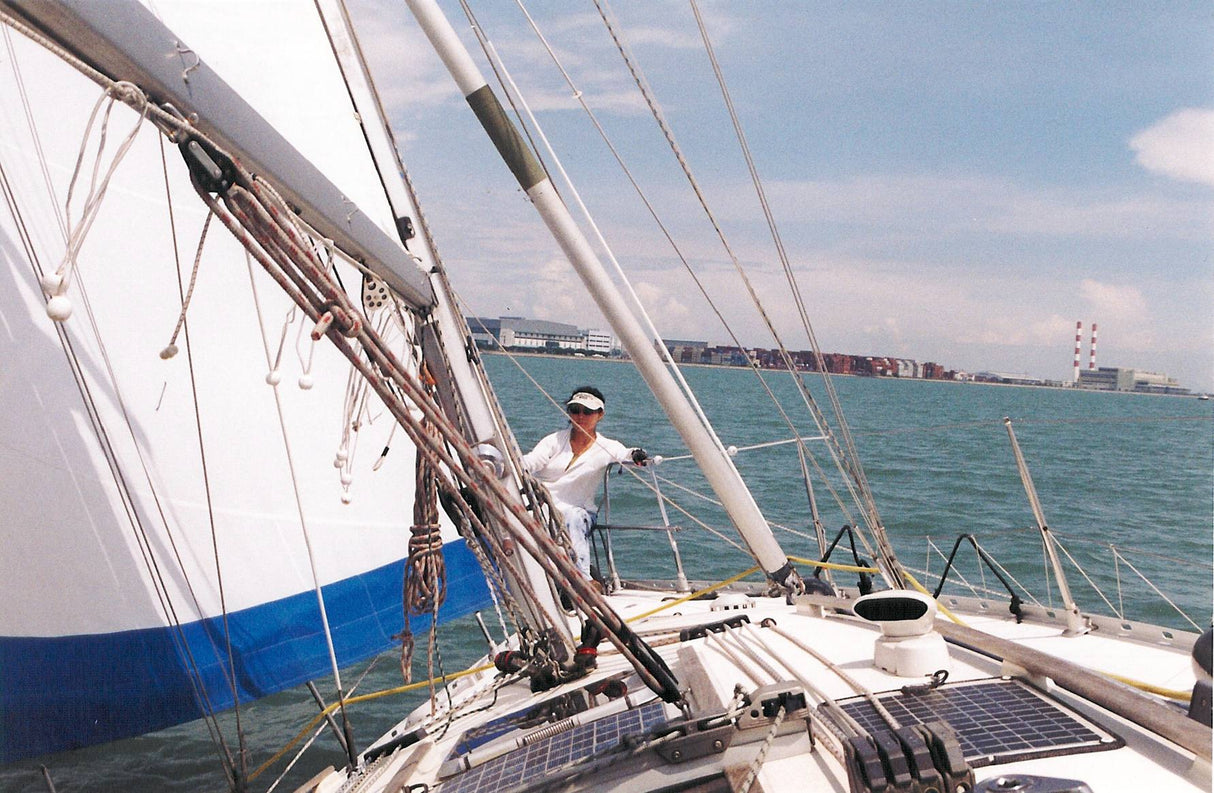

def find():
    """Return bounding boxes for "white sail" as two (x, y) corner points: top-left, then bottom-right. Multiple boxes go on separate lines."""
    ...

(0, 0), (490, 761)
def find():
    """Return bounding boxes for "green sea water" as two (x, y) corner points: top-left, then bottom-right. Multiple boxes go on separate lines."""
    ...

(487, 353), (1212, 626)
(4, 354), (1210, 792)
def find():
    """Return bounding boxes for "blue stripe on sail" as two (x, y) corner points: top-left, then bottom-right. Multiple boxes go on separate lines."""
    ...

(0, 540), (490, 764)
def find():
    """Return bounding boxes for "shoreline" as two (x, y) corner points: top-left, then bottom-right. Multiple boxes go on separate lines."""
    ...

(479, 350), (1207, 399)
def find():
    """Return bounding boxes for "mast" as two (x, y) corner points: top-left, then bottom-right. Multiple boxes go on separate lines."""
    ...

(403, 0), (799, 589)
(314, 0), (571, 644)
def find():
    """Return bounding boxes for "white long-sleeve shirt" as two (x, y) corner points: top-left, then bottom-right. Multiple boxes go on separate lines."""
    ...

(522, 428), (635, 512)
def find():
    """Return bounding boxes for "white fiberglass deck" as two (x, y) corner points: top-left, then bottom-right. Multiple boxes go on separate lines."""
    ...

(312, 585), (1207, 793)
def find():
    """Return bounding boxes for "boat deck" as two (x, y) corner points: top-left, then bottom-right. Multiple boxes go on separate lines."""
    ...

(315, 586), (1208, 793)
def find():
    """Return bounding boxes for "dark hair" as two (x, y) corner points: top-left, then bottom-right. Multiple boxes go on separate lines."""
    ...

(568, 385), (605, 405)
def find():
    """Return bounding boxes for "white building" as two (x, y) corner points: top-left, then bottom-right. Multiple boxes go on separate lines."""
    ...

(583, 329), (614, 354)
(1076, 367), (1187, 394)
(467, 316), (617, 353)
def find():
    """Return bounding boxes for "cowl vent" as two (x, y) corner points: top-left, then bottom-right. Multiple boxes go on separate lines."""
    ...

(853, 591), (951, 678)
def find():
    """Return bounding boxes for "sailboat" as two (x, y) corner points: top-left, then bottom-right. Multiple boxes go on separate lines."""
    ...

(0, 1), (1208, 792)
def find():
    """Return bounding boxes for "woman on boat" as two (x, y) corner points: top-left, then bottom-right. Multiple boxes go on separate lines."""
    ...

(522, 386), (648, 582)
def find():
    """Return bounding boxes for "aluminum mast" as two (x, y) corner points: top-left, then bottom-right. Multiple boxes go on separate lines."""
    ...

(404, 0), (799, 588)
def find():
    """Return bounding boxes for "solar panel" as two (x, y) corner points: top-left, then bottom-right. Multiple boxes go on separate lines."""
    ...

(440, 700), (669, 793)
(834, 678), (1122, 767)
(452, 689), (592, 757)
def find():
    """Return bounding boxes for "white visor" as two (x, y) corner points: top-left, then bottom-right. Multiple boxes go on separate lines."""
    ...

(567, 392), (604, 412)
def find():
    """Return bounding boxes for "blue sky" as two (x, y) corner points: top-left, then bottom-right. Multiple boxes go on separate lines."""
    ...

(350, 1), (1213, 390)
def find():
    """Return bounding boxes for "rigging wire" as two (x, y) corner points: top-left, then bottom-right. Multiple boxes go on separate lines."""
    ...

(583, 0), (889, 570)
(156, 135), (249, 780)
(684, 0), (894, 571)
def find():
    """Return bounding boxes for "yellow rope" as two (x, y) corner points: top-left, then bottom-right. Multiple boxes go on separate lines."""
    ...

(901, 570), (968, 626)
(625, 566), (763, 623)
(899, 573), (1191, 702)
(1099, 671), (1193, 702)
(249, 662), (493, 781)
(786, 555), (880, 575)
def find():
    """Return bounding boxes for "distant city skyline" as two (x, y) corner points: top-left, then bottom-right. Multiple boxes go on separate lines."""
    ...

(350, 1), (1213, 391)
(468, 312), (1192, 391)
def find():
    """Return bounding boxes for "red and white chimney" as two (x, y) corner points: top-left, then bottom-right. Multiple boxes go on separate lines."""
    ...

(1088, 323), (1098, 370)
(1073, 321), (1083, 382)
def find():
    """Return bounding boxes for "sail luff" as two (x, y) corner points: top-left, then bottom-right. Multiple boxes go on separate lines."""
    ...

(403, 0), (798, 586)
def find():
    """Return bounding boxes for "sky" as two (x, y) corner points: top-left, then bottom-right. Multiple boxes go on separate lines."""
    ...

(347, 1), (1214, 391)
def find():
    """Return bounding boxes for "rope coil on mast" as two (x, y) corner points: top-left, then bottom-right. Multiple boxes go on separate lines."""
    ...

(399, 389), (448, 688)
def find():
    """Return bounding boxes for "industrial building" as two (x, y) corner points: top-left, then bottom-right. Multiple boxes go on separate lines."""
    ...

(1070, 321), (1187, 393)
(1076, 367), (1188, 394)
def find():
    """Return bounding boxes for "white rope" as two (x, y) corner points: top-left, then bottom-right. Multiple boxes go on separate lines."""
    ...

(702, 631), (766, 688)
(738, 704), (784, 793)
(242, 250), (349, 706)
(759, 623), (898, 731)
(161, 210), (213, 357)
(54, 82), (148, 296)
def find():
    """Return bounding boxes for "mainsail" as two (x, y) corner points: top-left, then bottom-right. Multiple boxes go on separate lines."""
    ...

(0, 0), (491, 762)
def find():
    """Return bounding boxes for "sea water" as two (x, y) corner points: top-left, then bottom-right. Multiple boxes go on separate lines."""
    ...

(3, 355), (1210, 792)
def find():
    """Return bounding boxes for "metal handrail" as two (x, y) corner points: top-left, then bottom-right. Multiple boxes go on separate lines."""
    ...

(813, 525), (875, 595)
(596, 465), (690, 592)
(931, 533), (1024, 622)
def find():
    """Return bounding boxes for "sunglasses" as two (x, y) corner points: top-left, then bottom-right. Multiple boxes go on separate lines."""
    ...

(567, 405), (601, 416)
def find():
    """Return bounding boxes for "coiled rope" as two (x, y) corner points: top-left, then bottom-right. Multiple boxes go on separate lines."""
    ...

(400, 409), (448, 691)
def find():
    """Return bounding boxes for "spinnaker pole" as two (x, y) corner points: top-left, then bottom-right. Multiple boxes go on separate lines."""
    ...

(404, 0), (800, 590)
(1004, 417), (1087, 635)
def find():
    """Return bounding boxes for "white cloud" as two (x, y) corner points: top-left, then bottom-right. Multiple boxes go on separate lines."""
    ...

(1078, 279), (1149, 320)
(763, 174), (1208, 241)
(1130, 108), (1214, 187)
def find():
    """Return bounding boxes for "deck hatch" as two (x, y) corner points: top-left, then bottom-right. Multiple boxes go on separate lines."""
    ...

(834, 678), (1122, 767)
(440, 700), (668, 793)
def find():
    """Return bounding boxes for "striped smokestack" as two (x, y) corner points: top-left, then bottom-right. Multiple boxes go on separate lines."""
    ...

(1088, 323), (1098, 370)
(1073, 321), (1082, 382)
